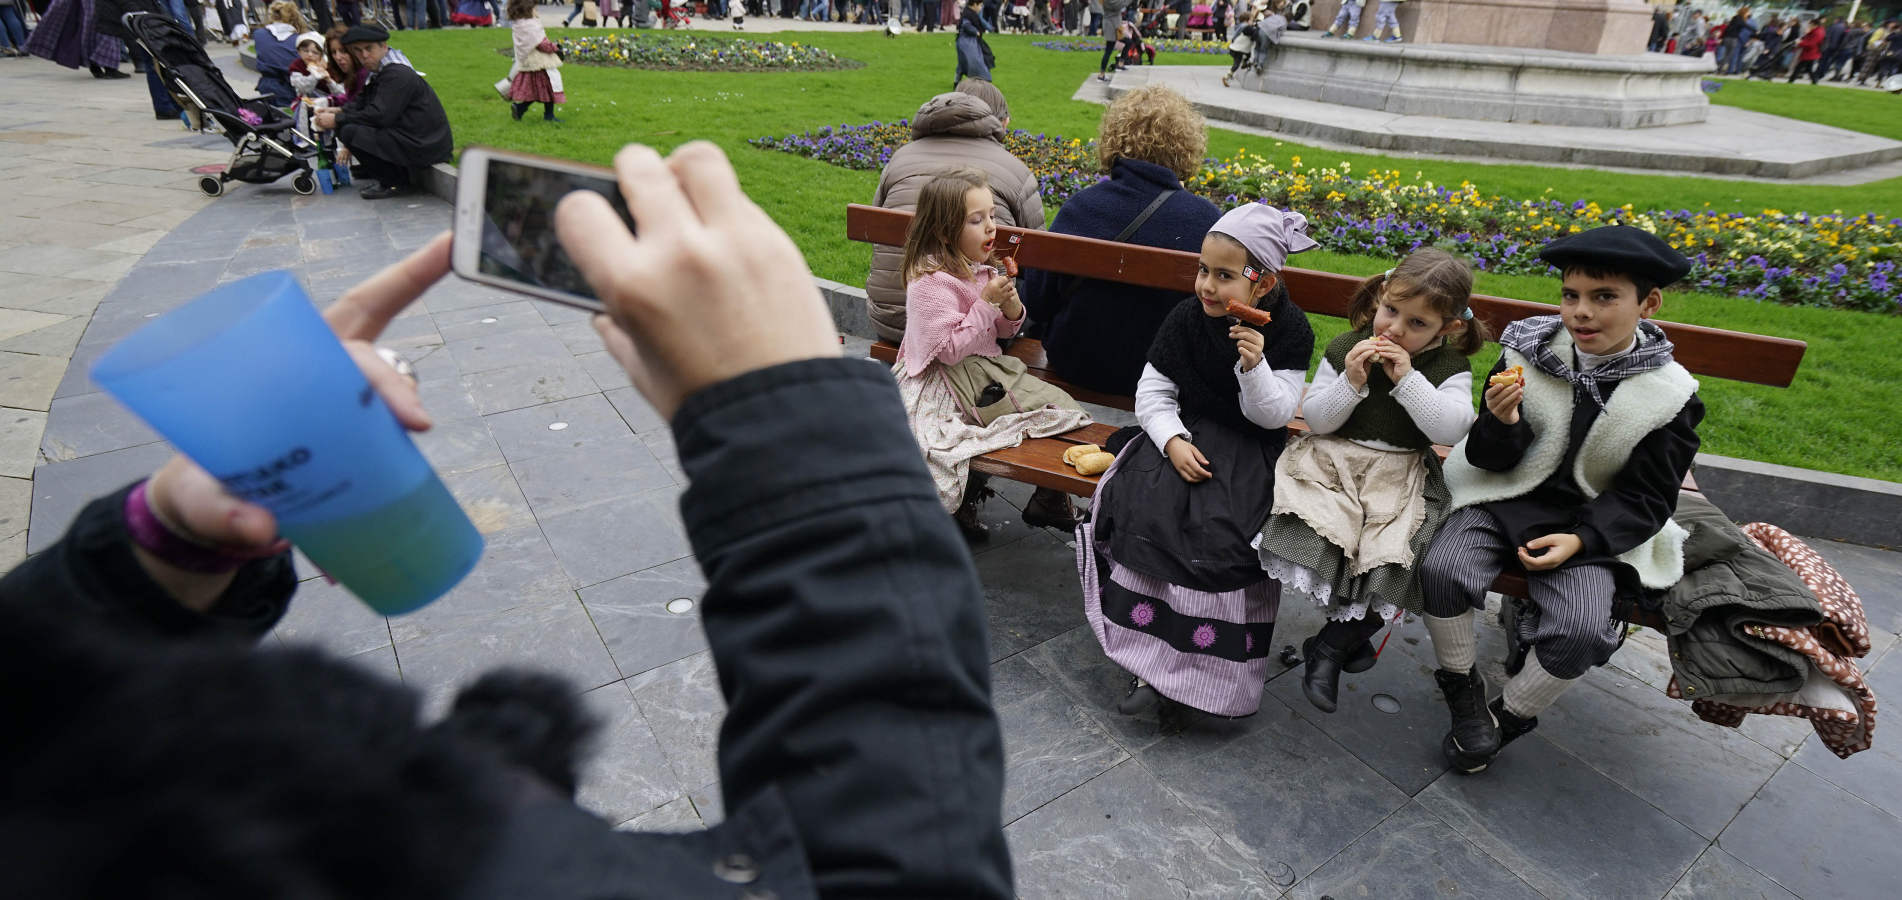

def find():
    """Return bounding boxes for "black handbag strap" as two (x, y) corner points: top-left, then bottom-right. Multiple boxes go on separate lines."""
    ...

(1052, 188), (1175, 307)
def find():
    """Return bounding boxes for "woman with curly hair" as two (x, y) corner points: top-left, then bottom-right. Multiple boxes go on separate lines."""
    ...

(1020, 85), (1223, 397)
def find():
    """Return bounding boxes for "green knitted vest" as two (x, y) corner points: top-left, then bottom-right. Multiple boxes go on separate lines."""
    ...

(1322, 327), (1472, 450)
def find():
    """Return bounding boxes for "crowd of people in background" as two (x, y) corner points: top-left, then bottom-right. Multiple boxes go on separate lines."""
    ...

(1656, 5), (1902, 88)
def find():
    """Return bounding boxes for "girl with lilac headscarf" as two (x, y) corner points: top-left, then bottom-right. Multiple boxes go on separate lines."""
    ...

(1079, 202), (1316, 729)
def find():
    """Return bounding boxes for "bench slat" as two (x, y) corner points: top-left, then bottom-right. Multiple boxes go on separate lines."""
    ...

(846, 204), (1806, 388)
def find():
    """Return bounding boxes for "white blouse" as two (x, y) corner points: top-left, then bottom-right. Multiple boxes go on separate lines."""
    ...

(1298, 358), (1477, 451)
(1135, 361), (1308, 454)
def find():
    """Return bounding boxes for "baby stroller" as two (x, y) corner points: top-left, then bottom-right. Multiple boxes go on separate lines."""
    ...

(123, 10), (319, 197)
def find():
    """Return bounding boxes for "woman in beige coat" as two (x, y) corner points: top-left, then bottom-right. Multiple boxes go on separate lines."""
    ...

(864, 85), (1044, 345)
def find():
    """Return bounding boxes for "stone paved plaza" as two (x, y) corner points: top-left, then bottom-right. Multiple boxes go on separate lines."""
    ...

(5, 48), (1902, 900)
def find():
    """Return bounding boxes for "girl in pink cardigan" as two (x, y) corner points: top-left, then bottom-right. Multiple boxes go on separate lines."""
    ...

(894, 170), (1089, 541)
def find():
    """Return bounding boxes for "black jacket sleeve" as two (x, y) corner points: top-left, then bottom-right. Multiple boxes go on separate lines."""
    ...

(339, 64), (422, 131)
(1574, 394), (1704, 559)
(0, 484), (296, 645)
(1464, 357), (1533, 471)
(672, 358), (1012, 900)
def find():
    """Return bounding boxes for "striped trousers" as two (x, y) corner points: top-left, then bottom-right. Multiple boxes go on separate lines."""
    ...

(1419, 507), (1622, 679)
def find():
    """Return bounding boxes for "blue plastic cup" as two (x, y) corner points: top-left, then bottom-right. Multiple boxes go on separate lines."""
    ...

(92, 270), (484, 615)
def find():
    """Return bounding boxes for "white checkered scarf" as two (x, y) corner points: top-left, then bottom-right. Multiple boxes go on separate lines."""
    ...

(1499, 315), (1677, 411)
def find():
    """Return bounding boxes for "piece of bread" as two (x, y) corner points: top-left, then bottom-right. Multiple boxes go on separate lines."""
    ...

(1225, 300), (1272, 327)
(1487, 365), (1525, 388)
(1062, 443), (1101, 466)
(1074, 451), (1115, 476)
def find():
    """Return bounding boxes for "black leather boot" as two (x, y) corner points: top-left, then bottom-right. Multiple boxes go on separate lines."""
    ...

(1435, 668), (1500, 774)
(951, 475), (993, 543)
(1116, 676), (1159, 714)
(1021, 486), (1079, 531)
(1489, 697), (1539, 751)
(1300, 635), (1356, 713)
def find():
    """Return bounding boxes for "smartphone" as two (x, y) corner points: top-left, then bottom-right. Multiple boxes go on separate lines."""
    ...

(451, 147), (633, 312)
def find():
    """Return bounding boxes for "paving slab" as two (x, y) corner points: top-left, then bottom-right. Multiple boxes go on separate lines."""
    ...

(626, 651), (727, 796)
(1005, 761), (1284, 899)
(1293, 801), (1544, 900)
(25, 440), (174, 554)
(1789, 649), (1902, 821)
(1136, 693), (1411, 882)
(577, 680), (690, 827)
(1665, 846), (1798, 900)
(990, 654), (1130, 825)
(1416, 733), (1710, 900)
(1719, 761), (1902, 899)
(393, 596), (621, 715)
(973, 529), (1091, 662)
(580, 557), (712, 679)
(1534, 662), (1785, 840)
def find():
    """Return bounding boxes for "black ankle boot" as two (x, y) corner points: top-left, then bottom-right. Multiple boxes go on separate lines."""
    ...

(1489, 697), (1538, 750)
(1300, 635), (1355, 714)
(952, 477), (992, 543)
(1117, 676), (1159, 714)
(1021, 487), (1078, 530)
(1434, 668), (1500, 774)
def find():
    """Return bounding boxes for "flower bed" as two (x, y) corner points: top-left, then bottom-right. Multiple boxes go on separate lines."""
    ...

(1031, 36), (1228, 54)
(753, 123), (1899, 312)
(552, 33), (857, 71)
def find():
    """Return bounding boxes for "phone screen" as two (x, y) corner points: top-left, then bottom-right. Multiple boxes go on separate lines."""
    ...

(475, 158), (632, 303)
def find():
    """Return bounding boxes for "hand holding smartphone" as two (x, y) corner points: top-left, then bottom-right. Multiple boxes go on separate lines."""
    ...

(451, 147), (633, 313)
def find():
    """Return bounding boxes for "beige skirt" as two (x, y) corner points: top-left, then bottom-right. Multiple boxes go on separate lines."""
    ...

(1270, 433), (1430, 578)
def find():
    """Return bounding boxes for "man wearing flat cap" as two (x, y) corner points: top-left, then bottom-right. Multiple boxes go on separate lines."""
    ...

(314, 24), (453, 200)
(1416, 223), (1704, 777)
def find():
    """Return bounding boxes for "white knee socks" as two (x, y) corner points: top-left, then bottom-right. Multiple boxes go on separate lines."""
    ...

(1503, 650), (1575, 719)
(1423, 611), (1477, 673)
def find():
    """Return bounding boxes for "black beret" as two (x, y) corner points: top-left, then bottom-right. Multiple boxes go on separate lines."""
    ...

(340, 23), (390, 45)
(1537, 224), (1691, 288)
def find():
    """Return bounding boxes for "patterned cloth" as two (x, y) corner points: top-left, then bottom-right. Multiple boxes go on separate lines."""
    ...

(893, 357), (1087, 513)
(1668, 523), (1878, 759)
(1080, 448), (1280, 717)
(1499, 315), (1677, 411)
(24, 0), (123, 69)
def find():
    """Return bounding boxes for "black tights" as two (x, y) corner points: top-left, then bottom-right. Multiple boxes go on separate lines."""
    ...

(512, 101), (557, 120)
(1099, 38), (1123, 73)
(1316, 611), (1386, 652)
(1228, 49), (1246, 74)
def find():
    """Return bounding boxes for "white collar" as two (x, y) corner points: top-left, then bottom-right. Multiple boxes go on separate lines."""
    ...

(1575, 330), (1641, 372)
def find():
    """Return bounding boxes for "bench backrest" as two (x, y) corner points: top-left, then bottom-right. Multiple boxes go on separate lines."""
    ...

(846, 204), (1806, 388)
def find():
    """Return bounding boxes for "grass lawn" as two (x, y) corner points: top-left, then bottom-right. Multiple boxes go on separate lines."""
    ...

(1707, 77), (1902, 143)
(388, 28), (1902, 482)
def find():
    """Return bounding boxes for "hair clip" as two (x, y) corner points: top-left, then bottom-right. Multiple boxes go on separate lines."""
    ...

(1243, 265), (1260, 282)
(1382, 268), (1394, 279)
(1460, 307), (1474, 320)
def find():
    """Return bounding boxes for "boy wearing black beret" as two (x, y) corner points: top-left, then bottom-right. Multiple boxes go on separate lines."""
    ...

(1416, 225), (1702, 773)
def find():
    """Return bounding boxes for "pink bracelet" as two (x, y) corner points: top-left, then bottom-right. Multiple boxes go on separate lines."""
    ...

(125, 481), (250, 574)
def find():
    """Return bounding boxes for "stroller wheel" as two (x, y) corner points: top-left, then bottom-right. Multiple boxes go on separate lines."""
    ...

(198, 175), (225, 197)
(292, 172), (317, 196)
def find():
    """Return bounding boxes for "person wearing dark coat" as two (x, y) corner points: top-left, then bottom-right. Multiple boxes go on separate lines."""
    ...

(1020, 85), (1222, 397)
(0, 146), (1015, 899)
(94, 0), (184, 118)
(314, 24), (453, 199)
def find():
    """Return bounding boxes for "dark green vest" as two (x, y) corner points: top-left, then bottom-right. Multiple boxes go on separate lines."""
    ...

(1322, 327), (1472, 451)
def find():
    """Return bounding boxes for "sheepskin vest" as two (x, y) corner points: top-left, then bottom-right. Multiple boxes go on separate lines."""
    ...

(1443, 328), (1699, 589)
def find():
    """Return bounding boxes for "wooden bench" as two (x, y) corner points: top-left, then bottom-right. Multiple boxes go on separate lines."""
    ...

(846, 203), (1807, 622)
